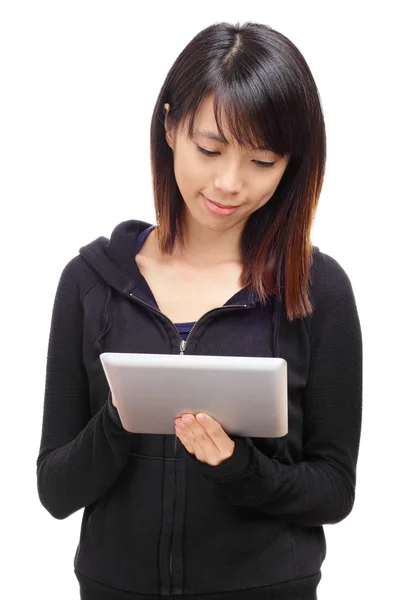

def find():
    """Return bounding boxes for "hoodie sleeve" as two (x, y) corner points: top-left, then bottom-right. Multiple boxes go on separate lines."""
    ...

(189, 254), (363, 527)
(37, 257), (137, 520)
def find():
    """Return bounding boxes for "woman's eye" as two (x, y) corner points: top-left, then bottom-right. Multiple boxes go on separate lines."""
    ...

(197, 146), (219, 157)
(255, 160), (275, 169)
(196, 145), (275, 169)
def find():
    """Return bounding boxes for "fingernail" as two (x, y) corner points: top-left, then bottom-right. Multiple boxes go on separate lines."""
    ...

(197, 413), (207, 423)
(183, 415), (194, 424)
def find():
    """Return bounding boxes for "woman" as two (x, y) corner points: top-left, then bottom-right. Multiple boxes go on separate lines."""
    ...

(37, 21), (363, 600)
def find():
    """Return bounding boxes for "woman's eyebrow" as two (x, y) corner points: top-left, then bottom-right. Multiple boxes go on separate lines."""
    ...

(196, 129), (227, 143)
(196, 129), (272, 152)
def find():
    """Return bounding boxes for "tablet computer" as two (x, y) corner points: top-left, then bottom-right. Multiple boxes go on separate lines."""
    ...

(99, 352), (288, 438)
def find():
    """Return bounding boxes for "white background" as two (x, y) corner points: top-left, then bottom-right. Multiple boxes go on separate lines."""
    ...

(1, 1), (418, 598)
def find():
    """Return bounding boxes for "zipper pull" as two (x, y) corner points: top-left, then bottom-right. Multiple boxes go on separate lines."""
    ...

(180, 339), (186, 354)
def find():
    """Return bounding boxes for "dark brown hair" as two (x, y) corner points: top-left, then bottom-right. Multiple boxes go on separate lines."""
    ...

(149, 21), (326, 321)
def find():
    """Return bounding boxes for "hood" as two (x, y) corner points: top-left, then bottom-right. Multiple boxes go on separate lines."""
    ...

(78, 218), (283, 356)
(79, 219), (152, 295)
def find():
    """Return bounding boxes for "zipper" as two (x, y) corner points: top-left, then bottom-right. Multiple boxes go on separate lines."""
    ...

(128, 292), (251, 356)
(169, 434), (177, 592)
(176, 303), (249, 353)
(128, 291), (252, 596)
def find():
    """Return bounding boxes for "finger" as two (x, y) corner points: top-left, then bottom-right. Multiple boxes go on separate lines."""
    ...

(196, 413), (235, 457)
(175, 427), (195, 455)
(175, 418), (199, 455)
(179, 421), (208, 462)
(175, 420), (195, 453)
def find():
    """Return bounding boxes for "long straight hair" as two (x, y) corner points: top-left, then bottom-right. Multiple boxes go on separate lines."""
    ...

(149, 21), (326, 321)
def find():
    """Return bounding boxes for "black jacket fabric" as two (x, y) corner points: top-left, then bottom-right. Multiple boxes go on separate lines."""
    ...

(37, 219), (363, 599)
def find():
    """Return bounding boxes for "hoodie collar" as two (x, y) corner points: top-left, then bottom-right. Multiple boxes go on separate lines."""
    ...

(79, 219), (257, 308)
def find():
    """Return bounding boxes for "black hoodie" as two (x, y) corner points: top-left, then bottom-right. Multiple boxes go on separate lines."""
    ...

(37, 219), (363, 600)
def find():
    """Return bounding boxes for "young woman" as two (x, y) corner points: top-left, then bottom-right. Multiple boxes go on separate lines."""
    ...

(37, 21), (363, 600)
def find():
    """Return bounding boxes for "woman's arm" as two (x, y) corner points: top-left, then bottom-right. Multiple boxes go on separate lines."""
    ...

(36, 258), (136, 520)
(190, 254), (363, 527)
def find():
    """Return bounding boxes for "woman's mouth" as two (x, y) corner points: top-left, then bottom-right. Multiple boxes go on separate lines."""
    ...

(202, 195), (240, 216)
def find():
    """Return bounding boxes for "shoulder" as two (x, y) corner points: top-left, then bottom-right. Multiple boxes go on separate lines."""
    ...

(304, 247), (363, 360)
(309, 247), (356, 307)
(306, 247), (360, 338)
(56, 255), (101, 300)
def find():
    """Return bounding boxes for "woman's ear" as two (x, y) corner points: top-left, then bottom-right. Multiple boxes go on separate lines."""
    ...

(164, 102), (174, 149)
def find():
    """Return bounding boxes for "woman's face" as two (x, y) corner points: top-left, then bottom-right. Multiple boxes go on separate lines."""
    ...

(164, 95), (290, 232)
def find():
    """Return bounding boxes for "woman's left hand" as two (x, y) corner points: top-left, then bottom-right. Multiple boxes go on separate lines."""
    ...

(175, 413), (235, 466)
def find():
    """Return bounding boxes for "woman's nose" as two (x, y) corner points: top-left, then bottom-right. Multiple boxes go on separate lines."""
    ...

(213, 164), (244, 195)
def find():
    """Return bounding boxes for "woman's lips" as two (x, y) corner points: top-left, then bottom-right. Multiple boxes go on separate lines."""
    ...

(202, 194), (240, 216)
(208, 198), (237, 208)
